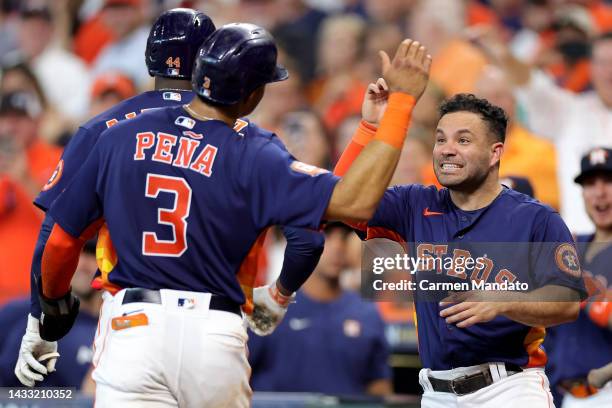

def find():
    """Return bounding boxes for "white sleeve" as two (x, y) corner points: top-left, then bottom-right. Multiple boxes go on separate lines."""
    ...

(514, 70), (577, 141)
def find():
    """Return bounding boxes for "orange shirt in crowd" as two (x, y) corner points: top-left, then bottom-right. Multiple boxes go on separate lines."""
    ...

(430, 39), (489, 96)
(73, 14), (115, 65)
(0, 141), (61, 306)
(499, 125), (559, 210)
(589, 0), (612, 32)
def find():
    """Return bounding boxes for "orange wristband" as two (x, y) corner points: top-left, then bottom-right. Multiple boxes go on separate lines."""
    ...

(354, 120), (377, 146)
(374, 93), (415, 149)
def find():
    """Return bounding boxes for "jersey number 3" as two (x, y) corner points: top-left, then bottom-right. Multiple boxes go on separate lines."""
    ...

(142, 173), (192, 257)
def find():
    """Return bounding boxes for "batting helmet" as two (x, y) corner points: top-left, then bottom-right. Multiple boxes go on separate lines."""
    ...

(192, 23), (289, 105)
(145, 8), (216, 79)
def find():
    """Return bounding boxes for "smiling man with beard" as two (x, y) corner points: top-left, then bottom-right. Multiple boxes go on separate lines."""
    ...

(334, 90), (586, 407)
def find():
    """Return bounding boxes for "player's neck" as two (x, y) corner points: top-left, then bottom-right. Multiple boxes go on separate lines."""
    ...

(449, 176), (503, 211)
(154, 77), (192, 91)
(302, 273), (342, 302)
(185, 97), (237, 126)
(594, 228), (612, 242)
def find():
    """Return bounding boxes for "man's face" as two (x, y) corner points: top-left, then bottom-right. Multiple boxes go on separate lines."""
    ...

(0, 113), (38, 147)
(591, 39), (612, 107)
(315, 228), (349, 281)
(433, 111), (503, 190)
(582, 173), (612, 230)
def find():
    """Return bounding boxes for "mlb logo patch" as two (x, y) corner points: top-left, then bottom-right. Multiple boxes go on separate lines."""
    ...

(175, 116), (196, 129)
(166, 68), (180, 76)
(163, 92), (182, 102)
(178, 298), (196, 309)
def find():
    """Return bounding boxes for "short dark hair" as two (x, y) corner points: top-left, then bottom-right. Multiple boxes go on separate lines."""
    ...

(438, 93), (508, 143)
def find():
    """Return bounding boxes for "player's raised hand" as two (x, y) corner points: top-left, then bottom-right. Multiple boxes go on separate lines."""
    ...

(379, 39), (432, 100)
(362, 78), (389, 127)
(246, 283), (295, 336)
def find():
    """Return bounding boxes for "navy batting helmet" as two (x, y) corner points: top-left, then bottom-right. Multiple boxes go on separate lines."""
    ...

(145, 8), (216, 79)
(192, 23), (288, 105)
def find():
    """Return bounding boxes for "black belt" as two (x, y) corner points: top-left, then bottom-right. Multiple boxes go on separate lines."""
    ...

(122, 288), (242, 317)
(428, 363), (523, 396)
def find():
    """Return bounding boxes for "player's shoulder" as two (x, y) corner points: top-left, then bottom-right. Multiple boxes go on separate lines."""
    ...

(498, 187), (557, 216)
(82, 90), (192, 131)
(386, 183), (446, 207)
(574, 233), (595, 243)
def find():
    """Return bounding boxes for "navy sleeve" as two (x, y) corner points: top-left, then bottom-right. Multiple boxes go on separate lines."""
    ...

(363, 185), (414, 241)
(29, 214), (55, 318)
(531, 211), (587, 298)
(48, 142), (104, 238)
(278, 227), (325, 293)
(35, 127), (97, 211)
(249, 142), (339, 230)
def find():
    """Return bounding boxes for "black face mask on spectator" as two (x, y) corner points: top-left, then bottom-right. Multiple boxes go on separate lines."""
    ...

(558, 40), (591, 63)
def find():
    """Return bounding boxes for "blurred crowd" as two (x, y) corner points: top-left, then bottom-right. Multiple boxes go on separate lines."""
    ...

(0, 0), (611, 399)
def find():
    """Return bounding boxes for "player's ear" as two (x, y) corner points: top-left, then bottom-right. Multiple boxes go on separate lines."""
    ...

(490, 141), (504, 168)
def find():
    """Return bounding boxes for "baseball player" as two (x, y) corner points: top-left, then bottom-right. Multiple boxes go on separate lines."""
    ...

(14, 9), (326, 388)
(30, 25), (431, 406)
(545, 147), (612, 408)
(335, 89), (586, 407)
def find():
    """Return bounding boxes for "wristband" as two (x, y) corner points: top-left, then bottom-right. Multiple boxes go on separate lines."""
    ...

(374, 93), (416, 149)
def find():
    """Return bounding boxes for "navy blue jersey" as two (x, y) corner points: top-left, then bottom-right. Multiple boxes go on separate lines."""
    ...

(0, 299), (97, 388)
(366, 184), (585, 370)
(47, 106), (339, 306)
(545, 234), (612, 399)
(36, 90), (193, 211)
(248, 290), (391, 394)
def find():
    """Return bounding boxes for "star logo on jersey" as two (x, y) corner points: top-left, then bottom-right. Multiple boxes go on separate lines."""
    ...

(423, 207), (444, 217)
(41, 159), (64, 191)
(555, 243), (581, 278)
(343, 320), (361, 337)
(289, 318), (311, 331)
(589, 148), (608, 166)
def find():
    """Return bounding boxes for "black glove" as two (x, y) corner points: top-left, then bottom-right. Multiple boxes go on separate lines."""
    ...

(38, 289), (80, 341)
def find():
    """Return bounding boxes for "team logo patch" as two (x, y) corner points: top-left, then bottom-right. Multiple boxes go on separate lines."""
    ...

(589, 148), (608, 166)
(163, 92), (182, 102)
(42, 159), (64, 191)
(343, 320), (361, 337)
(175, 116), (195, 129)
(290, 161), (329, 177)
(555, 243), (581, 278)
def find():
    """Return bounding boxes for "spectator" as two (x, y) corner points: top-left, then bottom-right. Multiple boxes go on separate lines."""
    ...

(0, 62), (73, 145)
(277, 111), (331, 169)
(545, 147), (612, 407)
(474, 29), (612, 233)
(92, 0), (151, 90)
(0, 243), (101, 388)
(410, 0), (488, 95)
(475, 65), (560, 209)
(7, 0), (91, 121)
(0, 91), (61, 306)
(307, 14), (368, 131)
(88, 71), (136, 118)
(249, 223), (392, 397)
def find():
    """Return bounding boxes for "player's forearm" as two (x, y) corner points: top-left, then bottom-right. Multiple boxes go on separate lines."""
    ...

(277, 227), (324, 293)
(30, 214), (55, 318)
(326, 93), (414, 222)
(499, 50), (531, 86)
(327, 141), (401, 221)
(501, 286), (581, 327)
(333, 120), (377, 177)
(41, 223), (84, 298)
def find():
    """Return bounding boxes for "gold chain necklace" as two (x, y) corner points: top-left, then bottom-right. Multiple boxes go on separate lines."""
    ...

(183, 104), (214, 121)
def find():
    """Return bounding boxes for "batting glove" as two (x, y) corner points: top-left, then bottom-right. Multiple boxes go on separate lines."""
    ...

(246, 284), (295, 336)
(14, 314), (60, 387)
